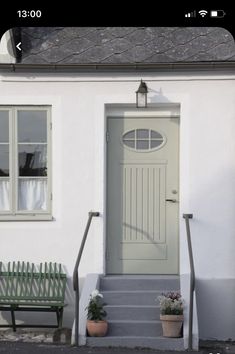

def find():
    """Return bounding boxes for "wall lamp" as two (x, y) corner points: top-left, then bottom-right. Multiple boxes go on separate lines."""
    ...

(136, 80), (148, 108)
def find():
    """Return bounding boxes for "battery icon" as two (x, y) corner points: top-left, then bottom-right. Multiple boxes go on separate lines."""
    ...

(210, 10), (226, 18)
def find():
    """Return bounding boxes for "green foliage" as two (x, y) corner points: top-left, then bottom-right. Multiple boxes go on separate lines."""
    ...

(85, 290), (107, 321)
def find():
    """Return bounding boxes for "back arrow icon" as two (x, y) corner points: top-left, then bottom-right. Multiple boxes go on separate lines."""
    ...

(16, 42), (21, 51)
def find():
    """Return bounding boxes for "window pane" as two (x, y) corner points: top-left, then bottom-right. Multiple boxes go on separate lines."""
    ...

(18, 110), (47, 143)
(123, 140), (135, 148)
(137, 140), (149, 149)
(151, 140), (163, 148)
(123, 130), (135, 139)
(137, 129), (149, 139)
(18, 178), (47, 210)
(0, 111), (9, 142)
(0, 180), (10, 211)
(0, 145), (9, 176)
(151, 130), (163, 139)
(19, 145), (47, 176)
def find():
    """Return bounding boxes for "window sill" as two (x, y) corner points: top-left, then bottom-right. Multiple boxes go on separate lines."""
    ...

(0, 214), (53, 221)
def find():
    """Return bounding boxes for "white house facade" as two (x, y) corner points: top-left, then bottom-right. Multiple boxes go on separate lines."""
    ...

(0, 27), (235, 350)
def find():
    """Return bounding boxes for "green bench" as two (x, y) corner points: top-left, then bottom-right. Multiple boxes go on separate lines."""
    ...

(0, 261), (67, 331)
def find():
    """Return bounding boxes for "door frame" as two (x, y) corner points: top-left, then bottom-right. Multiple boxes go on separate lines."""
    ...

(105, 106), (180, 275)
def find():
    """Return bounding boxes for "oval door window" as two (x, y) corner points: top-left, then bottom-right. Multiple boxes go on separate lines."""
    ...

(122, 129), (165, 151)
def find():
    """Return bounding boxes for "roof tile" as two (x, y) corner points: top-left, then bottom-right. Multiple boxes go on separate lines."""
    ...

(18, 27), (235, 64)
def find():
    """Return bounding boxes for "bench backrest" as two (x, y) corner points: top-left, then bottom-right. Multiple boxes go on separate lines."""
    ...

(0, 262), (67, 303)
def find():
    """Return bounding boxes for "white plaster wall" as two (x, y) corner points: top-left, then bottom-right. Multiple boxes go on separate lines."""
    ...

(0, 72), (235, 338)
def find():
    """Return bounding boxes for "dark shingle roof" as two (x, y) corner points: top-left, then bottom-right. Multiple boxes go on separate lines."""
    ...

(19, 27), (235, 64)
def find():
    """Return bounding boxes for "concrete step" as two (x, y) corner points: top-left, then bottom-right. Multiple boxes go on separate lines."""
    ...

(102, 290), (171, 305)
(100, 275), (180, 291)
(86, 336), (185, 350)
(84, 275), (184, 350)
(106, 320), (162, 336)
(105, 305), (160, 320)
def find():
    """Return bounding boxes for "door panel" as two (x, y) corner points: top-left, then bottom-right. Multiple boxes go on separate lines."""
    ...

(106, 117), (179, 274)
(122, 164), (166, 244)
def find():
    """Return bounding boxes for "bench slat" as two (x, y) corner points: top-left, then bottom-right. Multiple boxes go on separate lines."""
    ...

(0, 295), (65, 301)
(47, 262), (52, 298)
(10, 262), (14, 296)
(19, 262), (25, 297)
(38, 263), (43, 297)
(52, 263), (56, 298)
(43, 262), (47, 297)
(0, 262), (66, 303)
(26, 262), (30, 297)
(29, 263), (34, 296)
(0, 302), (66, 307)
(61, 264), (66, 301)
(6, 262), (10, 295)
(56, 263), (61, 297)
(15, 261), (20, 298)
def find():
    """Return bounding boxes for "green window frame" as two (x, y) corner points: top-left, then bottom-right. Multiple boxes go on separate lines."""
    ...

(0, 106), (52, 220)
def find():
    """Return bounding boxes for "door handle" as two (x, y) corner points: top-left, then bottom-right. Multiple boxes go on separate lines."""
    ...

(165, 199), (177, 203)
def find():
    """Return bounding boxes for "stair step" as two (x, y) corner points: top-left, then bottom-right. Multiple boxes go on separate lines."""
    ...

(106, 320), (162, 336)
(105, 305), (160, 320)
(86, 336), (184, 350)
(102, 290), (179, 305)
(100, 275), (180, 291)
(84, 275), (184, 350)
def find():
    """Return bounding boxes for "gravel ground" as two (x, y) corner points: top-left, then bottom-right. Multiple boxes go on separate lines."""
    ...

(0, 334), (234, 354)
(0, 341), (212, 354)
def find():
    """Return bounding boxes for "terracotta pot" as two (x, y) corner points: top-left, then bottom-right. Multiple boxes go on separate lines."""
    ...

(160, 315), (183, 337)
(86, 320), (108, 337)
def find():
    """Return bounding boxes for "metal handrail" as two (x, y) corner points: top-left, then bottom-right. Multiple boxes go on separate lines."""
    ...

(183, 213), (194, 350)
(73, 211), (100, 346)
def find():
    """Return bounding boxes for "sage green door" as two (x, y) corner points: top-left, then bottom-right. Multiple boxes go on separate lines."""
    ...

(106, 117), (179, 274)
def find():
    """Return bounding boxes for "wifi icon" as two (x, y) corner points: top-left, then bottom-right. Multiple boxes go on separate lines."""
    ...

(198, 10), (208, 17)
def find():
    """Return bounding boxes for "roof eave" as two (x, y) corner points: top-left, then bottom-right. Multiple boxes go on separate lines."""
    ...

(0, 61), (235, 73)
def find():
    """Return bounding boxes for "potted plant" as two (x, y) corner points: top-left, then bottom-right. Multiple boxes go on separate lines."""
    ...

(157, 291), (184, 338)
(85, 289), (108, 337)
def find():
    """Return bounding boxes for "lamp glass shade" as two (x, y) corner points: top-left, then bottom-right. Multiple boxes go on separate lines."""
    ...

(136, 92), (147, 108)
(136, 80), (148, 108)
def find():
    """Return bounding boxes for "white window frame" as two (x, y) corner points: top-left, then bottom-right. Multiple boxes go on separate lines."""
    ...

(0, 106), (52, 221)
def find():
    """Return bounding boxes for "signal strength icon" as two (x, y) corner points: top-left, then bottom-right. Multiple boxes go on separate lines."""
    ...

(198, 10), (208, 17)
(185, 10), (196, 18)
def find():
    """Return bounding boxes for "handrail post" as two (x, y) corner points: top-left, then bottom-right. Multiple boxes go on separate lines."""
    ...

(73, 211), (100, 346)
(183, 213), (194, 351)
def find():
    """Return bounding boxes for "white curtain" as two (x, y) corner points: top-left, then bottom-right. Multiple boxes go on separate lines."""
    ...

(19, 179), (47, 210)
(0, 180), (9, 210)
